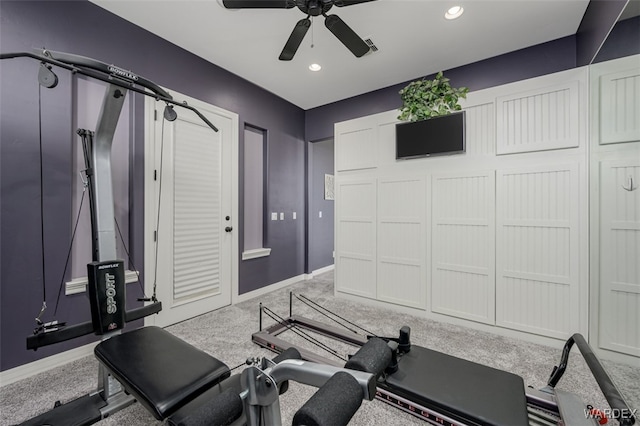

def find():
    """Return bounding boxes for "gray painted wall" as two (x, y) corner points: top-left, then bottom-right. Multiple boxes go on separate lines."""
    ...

(307, 139), (335, 273)
(0, 0), (305, 371)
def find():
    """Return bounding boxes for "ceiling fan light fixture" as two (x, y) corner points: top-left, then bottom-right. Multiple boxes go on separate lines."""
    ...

(309, 63), (322, 71)
(445, 5), (464, 20)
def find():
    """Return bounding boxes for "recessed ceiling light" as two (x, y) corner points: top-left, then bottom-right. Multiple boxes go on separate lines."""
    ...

(309, 63), (322, 72)
(445, 6), (464, 20)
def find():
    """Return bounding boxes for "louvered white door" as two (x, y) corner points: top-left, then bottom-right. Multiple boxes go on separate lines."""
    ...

(148, 93), (236, 328)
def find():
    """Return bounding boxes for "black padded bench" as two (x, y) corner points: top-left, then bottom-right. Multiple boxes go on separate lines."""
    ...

(382, 345), (529, 425)
(94, 326), (231, 420)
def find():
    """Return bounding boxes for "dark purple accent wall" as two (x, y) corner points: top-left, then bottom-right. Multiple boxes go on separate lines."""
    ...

(305, 36), (577, 142)
(1, 0), (304, 371)
(576, 0), (628, 66)
(593, 16), (640, 63)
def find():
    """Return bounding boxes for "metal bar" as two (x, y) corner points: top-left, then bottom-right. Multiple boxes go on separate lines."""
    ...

(252, 330), (341, 366)
(290, 315), (368, 346)
(124, 301), (162, 323)
(26, 321), (95, 350)
(42, 49), (172, 99)
(268, 359), (377, 401)
(0, 50), (218, 132)
(253, 313), (573, 426)
(91, 84), (127, 262)
(548, 334), (635, 425)
(26, 302), (162, 350)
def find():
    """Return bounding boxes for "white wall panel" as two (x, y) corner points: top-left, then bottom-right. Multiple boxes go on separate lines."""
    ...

(496, 81), (580, 154)
(377, 177), (426, 308)
(335, 125), (377, 171)
(431, 171), (495, 323)
(378, 118), (401, 167)
(600, 68), (640, 145)
(496, 165), (580, 338)
(463, 102), (495, 156)
(335, 178), (377, 298)
(599, 160), (640, 356)
(333, 66), (592, 346)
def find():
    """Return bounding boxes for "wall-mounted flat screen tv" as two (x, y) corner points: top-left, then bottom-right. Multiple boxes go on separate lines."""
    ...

(395, 110), (466, 159)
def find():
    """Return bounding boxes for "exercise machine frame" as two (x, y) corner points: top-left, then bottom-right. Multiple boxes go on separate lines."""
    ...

(252, 293), (637, 426)
(167, 347), (380, 426)
(3, 48), (383, 426)
(1, 48), (220, 425)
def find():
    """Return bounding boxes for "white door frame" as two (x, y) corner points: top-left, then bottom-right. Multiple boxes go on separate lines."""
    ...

(143, 90), (239, 326)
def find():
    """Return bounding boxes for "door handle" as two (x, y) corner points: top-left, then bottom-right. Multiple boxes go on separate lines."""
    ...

(622, 175), (637, 192)
(225, 226), (233, 232)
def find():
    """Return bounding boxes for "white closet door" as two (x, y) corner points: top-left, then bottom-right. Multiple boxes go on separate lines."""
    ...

(431, 171), (495, 324)
(335, 178), (377, 298)
(599, 160), (640, 356)
(377, 176), (426, 309)
(496, 164), (580, 338)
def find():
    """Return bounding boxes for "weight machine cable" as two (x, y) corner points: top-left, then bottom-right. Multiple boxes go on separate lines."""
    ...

(51, 129), (92, 318)
(114, 217), (147, 299)
(35, 84), (48, 325)
(262, 305), (348, 362)
(52, 188), (87, 317)
(151, 113), (167, 302)
(294, 293), (379, 338)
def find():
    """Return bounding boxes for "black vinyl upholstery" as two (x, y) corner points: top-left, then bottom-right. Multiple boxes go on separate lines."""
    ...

(384, 345), (529, 425)
(94, 326), (230, 420)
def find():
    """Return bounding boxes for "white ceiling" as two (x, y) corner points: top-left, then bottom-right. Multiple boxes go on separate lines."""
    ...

(89, 0), (590, 110)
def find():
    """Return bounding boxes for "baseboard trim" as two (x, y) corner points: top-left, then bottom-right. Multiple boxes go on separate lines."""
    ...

(234, 274), (307, 304)
(311, 264), (334, 276)
(0, 341), (98, 387)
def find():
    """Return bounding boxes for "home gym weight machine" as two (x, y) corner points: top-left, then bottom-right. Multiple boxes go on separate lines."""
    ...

(252, 293), (637, 426)
(1, 49), (384, 426)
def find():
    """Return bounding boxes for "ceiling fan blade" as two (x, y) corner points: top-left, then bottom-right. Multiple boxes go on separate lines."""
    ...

(324, 14), (370, 58)
(279, 18), (311, 61)
(222, 0), (295, 9)
(333, 0), (377, 6)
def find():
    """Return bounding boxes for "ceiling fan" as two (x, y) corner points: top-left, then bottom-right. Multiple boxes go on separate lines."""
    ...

(222, 0), (376, 61)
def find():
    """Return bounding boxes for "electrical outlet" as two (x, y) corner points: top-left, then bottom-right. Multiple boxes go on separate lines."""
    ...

(271, 212), (278, 221)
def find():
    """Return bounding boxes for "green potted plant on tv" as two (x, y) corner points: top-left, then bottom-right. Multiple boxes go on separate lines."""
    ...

(398, 71), (469, 122)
